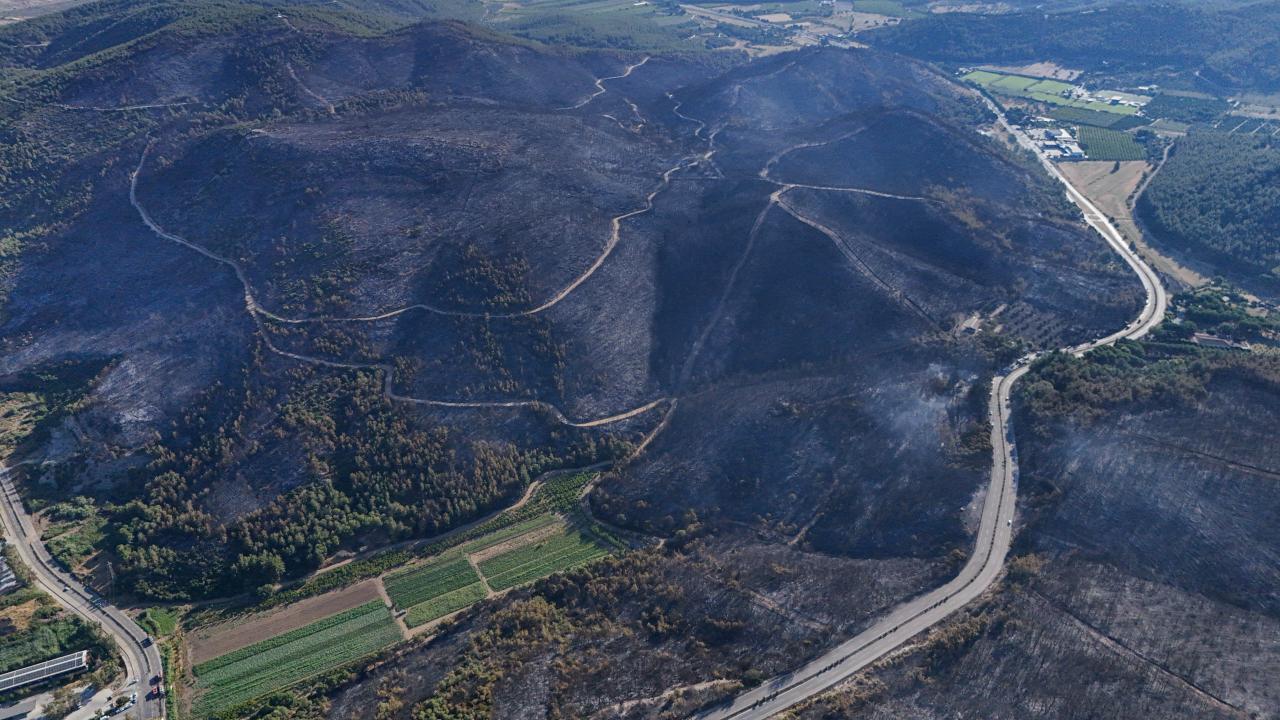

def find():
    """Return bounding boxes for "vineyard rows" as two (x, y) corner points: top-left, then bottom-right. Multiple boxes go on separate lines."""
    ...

(389, 518), (616, 624)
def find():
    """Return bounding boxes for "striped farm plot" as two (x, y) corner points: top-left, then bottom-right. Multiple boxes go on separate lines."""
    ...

(192, 601), (401, 717)
(477, 525), (617, 591)
(962, 70), (1137, 118)
(384, 556), (481, 610)
(385, 516), (566, 628)
(404, 583), (489, 628)
(386, 515), (621, 628)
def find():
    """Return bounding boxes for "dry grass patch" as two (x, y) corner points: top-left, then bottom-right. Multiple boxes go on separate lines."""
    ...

(0, 599), (41, 632)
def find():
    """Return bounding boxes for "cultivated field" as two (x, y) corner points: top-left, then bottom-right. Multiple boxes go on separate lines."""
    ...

(192, 601), (401, 717)
(489, 0), (702, 50)
(979, 61), (1081, 81)
(188, 579), (381, 664)
(1076, 126), (1145, 160)
(963, 70), (1137, 117)
(386, 515), (617, 628)
(184, 470), (626, 711)
(478, 526), (614, 591)
(403, 584), (489, 628)
(1221, 116), (1280, 136)
(1049, 106), (1146, 129)
(384, 556), (481, 611)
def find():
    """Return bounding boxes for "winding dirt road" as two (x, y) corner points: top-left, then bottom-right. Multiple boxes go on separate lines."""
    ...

(125, 58), (735, 428)
(693, 98), (1166, 720)
(558, 56), (650, 110)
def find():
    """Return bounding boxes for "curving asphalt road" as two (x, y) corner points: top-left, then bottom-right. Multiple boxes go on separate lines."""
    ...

(0, 467), (164, 719)
(694, 99), (1166, 720)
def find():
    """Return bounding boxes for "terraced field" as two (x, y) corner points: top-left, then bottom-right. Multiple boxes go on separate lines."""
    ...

(1050, 106), (1147, 129)
(458, 513), (561, 555)
(192, 601), (401, 717)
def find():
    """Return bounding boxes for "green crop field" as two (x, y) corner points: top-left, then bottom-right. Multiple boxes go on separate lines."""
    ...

(1027, 78), (1075, 96)
(193, 601), (400, 717)
(1149, 118), (1191, 133)
(1050, 107), (1148, 130)
(961, 70), (1003, 86)
(379, 480), (614, 626)
(992, 74), (1038, 92)
(492, 0), (703, 50)
(851, 0), (923, 17)
(1082, 99), (1138, 116)
(1051, 106), (1126, 127)
(478, 527), (614, 591)
(384, 556), (480, 610)
(460, 513), (562, 555)
(962, 70), (1137, 118)
(262, 471), (599, 609)
(141, 607), (179, 636)
(1077, 126), (1146, 161)
(404, 582), (489, 628)
(385, 515), (614, 627)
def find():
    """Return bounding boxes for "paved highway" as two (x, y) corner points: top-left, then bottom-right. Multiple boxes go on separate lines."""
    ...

(0, 466), (164, 719)
(695, 100), (1166, 720)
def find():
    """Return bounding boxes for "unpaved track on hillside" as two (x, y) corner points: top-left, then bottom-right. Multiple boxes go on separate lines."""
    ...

(126, 70), (733, 426)
(693, 98), (1166, 720)
(129, 136), (679, 426)
(285, 62), (335, 114)
(675, 188), (779, 388)
(558, 56), (650, 110)
(0, 91), (189, 112)
(774, 192), (940, 329)
(675, 120), (946, 388)
(129, 67), (708, 332)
